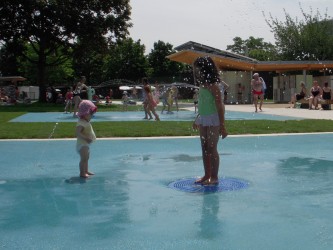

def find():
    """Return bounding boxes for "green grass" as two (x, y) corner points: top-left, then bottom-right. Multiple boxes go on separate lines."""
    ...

(1, 102), (333, 139)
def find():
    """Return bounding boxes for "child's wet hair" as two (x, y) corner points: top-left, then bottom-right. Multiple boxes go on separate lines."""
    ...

(193, 56), (220, 86)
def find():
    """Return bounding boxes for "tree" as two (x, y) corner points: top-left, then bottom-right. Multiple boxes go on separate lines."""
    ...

(104, 38), (148, 81)
(264, 4), (333, 61)
(0, 0), (131, 101)
(226, 36), (279, 61)
(72, 36), (109, 85)
(148, 40), (186, 82)
(19, 43), (74, 85)
(0, 41), (24, 76)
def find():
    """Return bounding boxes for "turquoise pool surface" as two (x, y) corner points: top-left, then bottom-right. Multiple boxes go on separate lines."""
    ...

(1, 134), (332, 249)
(9, 110), (300, 122)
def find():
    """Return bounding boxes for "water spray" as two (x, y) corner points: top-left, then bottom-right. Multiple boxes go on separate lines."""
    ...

(35, 122), (59, 168)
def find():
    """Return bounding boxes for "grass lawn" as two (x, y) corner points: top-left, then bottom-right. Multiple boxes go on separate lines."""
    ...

(1, 101), (333, 139)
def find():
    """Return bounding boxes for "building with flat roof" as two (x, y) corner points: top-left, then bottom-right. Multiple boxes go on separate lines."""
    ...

(167, 41), (333, 103)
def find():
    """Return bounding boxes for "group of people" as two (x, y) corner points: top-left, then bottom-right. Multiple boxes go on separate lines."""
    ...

(75, 59), (332, 184)
(77, 56), (228, 186)
(290, 80), (332, 110)
(64, 76), (99, 116)
(0, 85), (20, 104)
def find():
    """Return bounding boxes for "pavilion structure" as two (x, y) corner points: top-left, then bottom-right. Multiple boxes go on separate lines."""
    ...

(167, 41), (333, 73)
(167, 41), (333, 103)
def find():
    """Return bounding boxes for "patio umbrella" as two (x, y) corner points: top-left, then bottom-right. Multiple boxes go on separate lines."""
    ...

(119, 86), (133, 91)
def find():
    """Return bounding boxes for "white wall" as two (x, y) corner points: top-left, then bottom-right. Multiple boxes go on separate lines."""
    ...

(19, 86), (39, 100)
(220, 71), (252, 103)
(273, 74), (312, 102)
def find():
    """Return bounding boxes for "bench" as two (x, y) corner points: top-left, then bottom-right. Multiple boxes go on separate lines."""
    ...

(295, 98), (333, 109)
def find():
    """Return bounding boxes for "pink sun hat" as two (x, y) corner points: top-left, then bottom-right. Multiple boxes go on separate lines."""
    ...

(77, 100), (97, 118)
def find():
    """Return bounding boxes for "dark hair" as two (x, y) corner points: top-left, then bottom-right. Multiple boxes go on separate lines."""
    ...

(324, 82), (328, 87)
(144, 85), (151, 93)
(193, 56), (220, 86)
(142, 77), (149, 85)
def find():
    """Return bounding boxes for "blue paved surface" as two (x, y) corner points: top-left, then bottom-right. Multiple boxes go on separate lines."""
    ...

(9, 110), (300, 122)
(1, 134), (332, 249)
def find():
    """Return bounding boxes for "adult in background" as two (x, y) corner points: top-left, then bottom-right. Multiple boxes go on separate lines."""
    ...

(237, 83), (244, 104)
(73, 76), (88, 117)
(289, 81), (307, 108)
(79, 76), (88, 100)
(321, 82), (331, 110)
(308, 80), (322, 110)
(251, 73), (264, 112)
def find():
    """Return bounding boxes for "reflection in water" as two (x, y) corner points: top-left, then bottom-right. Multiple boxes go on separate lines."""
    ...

(277, 156), (333, 196)
(1, 175), (131, 241)
(169, 154), (202, 162)
(198, 194), (222, 240)
(169, 153), (231, 163)
(277, 157), (333, 176)
(65, 176), (87, 184)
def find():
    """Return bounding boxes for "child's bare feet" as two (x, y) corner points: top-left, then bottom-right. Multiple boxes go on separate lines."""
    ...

(200, 178), (219, 185)
(195, 176), (210, 184)
(80, 173), (89, 178)
(87, 171), (94, 176)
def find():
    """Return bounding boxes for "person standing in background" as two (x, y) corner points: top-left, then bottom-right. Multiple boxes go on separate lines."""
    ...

(251, 73), (264, 112)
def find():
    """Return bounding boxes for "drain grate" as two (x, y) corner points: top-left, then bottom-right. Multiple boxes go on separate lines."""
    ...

(168, 177), (249, 193)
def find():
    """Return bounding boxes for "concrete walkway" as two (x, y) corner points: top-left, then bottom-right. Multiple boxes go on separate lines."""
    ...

(111, 100), (333, 120)
(184, 102), (333, 120)
(224, 104), (333, 120)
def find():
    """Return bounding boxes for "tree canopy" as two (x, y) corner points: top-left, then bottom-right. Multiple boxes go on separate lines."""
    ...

(264, 5), (333, 61)
(0, 0), (132, 101)
(148, 40), (185, 80)
(226, 36), (279, 61)
(104, 38), (148, 81)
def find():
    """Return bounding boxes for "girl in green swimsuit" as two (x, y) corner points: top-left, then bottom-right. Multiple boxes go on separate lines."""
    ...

(192, 56), (228, 185)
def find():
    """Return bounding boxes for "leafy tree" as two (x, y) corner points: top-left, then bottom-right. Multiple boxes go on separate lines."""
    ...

(104, 38), (148, 81)
(0, 41), (23, 76)
(148, 40), (185, 81)
(264, 4), (333, 61)
(72, 36), (109, 85)
(19, 43), (74, 85)
(0, 0), (131, 101)
(226, 36), (279, 61)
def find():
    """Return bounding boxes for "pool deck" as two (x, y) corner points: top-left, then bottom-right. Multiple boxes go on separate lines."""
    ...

(111, 100), (333, 120)
(223, 103), (333, 120)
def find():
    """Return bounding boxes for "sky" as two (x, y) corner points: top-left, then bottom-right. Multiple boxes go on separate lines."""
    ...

(129, 0), (331, 53)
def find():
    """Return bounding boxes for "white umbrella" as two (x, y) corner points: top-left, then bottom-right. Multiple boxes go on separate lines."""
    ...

(119, 86), (133, 91)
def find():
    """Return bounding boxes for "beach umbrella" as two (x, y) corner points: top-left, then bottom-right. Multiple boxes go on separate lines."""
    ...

(119, 86), (133, 91)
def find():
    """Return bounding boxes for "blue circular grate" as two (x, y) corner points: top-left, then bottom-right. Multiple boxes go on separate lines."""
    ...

(168, 177), (249, 193)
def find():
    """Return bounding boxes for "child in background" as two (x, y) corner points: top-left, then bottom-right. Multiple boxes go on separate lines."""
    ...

(64, 87), (73, 113)
(76, 100), (97, 178)
(161, 88), (170, 114)
(144, 85), (160, 121)
(122, 91), (129, 111)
